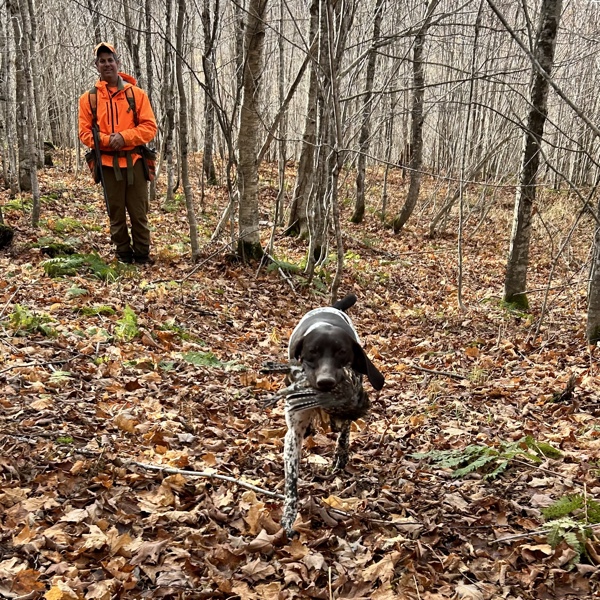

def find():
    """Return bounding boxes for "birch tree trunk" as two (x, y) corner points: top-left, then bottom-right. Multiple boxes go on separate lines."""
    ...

(176, 0), (200, 260)
(17, 0), (41, 224)
(8, 0), (31, 192)
(503, 0), (562, 307)
(0, 8), (18, 193)
(237, 0), (268, 261)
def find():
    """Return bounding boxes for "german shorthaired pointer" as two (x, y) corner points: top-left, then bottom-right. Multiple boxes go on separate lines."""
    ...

(277, 294), (385, 535)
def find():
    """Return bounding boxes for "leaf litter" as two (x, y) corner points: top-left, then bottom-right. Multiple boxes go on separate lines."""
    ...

(0, 163), (599, 598)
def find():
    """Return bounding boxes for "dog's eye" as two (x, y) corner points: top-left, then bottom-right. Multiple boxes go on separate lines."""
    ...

(336, 347), (351, 359)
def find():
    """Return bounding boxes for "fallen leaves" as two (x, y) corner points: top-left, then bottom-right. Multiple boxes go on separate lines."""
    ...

(1, 168), (600, 599)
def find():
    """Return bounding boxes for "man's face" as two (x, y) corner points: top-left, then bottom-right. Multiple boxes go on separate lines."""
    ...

(95, 52), (119, 81)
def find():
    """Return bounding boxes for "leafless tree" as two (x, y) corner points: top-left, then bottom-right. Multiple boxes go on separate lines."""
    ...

(392, 0), (439, 233)
(237, 0), (268, 261)
(176, 0), (200, 260)
(351, 0), (384, 224)
(499, 0), (562, 307)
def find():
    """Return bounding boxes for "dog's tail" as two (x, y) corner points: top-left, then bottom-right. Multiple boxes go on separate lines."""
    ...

(333, 294), (357, 313)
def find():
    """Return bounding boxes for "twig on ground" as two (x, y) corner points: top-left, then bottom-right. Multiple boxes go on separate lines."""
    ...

(0, 282), (28, 320)
(404, 363), (467, 380)
(122, 459), (286, 499)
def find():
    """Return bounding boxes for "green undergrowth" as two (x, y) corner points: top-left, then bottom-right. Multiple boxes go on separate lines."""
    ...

(6, 304), (57, 337)
(114, 306), (139, 342)
(181, 350), (244, 371)
(412, 436), (562, 480)
(41, 253), (128, 280)
(541, 495), (600, 565)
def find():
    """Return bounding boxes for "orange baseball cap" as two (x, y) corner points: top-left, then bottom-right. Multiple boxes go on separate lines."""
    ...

(94, 42), (117, 58)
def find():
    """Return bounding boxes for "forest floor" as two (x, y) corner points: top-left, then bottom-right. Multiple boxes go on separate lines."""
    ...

(1, 155), (599, 600)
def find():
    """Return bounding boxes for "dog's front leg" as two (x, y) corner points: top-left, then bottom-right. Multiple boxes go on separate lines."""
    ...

(332, 419), (351, 471)
(282, 410), (312, 536)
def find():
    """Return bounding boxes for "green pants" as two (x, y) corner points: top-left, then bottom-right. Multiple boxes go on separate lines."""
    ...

(102, 160), (150, 258)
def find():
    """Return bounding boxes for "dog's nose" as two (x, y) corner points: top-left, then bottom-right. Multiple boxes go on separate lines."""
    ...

(316, 376), (336, 391)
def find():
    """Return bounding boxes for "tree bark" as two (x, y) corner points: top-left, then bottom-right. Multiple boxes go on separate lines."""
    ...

(144, 0), (153, 106)
(587, 202), (600, 343)
(8, 0), (31, 192)
(503, 0), (562, 307)
(237, 0), (268, 261)
(286, 0), (319, 238)
(176, 0), (200, 260)
(123, 0), (143, 83)
(201, 0), (218, 186)
(17, 0), (41, 224)
(393, 1), (439, 233)
(352, 0), (384, 224)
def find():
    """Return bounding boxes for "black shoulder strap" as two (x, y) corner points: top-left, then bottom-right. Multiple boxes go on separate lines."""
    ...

(88, 85), (139, 127)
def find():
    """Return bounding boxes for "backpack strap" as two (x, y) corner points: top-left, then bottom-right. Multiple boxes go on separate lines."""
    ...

(125, 86), (139, 127)
(88, 84), (139, 185)
(88, 85), (138, 126)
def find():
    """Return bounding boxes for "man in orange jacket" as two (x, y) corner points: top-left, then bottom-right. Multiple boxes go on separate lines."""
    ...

(79, 42), (157, 264)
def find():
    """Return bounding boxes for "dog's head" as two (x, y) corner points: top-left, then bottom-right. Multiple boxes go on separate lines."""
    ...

(290, 321), (385, 392)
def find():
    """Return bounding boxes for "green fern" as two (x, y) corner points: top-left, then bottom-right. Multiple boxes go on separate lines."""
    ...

(412, 436), (560, 480)
(41, 253), (121, 280)
(42, 255), (86, 277)
(542, 495), (585, 521)
(542, 494), (600, 524)
(545, 517), (588, 564)
(182, 351), (222, 367)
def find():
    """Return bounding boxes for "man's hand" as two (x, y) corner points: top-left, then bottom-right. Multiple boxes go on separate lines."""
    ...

(109, 133), (125, 150)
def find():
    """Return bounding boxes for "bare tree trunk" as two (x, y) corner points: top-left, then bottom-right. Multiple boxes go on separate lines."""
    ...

(153, 0), (176, 206)
(123, 0), (142, 83)
(587, 196), (600, 343)
(503, 0), (562, 307)
(274, 0), (287, 228)
(286, 0), (319, 238)
(237, 0), (268, 261)
(86, 0), (102, 43)
(144, 0), (153, 105)
(26, 0), (43, 168)
(8, 0), (31, 192)
(176, 0), (200, 260)
(16, 0), (40, 224)
(201, 0), (218, 186)
(0, 8), (17, 192)
(393, 1), (439, 233)
(352, 0), (384, 224)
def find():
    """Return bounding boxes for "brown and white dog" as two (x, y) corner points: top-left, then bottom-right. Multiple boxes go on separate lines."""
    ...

(281, 295), (384, 535)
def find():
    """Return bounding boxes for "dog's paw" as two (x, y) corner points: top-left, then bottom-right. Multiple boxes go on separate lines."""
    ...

(281, 517), (299, 539)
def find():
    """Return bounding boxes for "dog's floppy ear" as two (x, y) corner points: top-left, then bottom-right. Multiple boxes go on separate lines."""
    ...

(351, 342), (385, 390)
(289, 336), (303, 360)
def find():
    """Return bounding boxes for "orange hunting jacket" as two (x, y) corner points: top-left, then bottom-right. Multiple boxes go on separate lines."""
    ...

(78, 72), (157, 169)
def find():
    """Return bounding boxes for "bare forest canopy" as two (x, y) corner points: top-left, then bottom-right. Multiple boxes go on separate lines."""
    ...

(2, 0), (600, 598)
